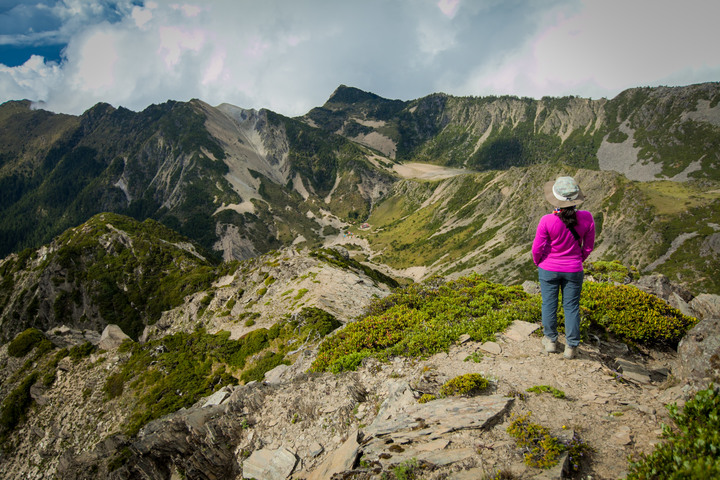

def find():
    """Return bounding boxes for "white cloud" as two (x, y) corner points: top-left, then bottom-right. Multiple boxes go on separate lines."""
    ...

(458, 0), (720, 99)
(1, 0), (719, 116)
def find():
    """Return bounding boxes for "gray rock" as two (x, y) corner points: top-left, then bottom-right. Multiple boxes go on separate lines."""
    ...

(670, 292), (695, 318)
(690, 294), (720, 320)
(309, 442), (324, 457)
(676, 317), (720, 387)
(480, 341), (502, 355)
(98, 324), (131, 350)
(330, 245), (350, 259)
(503, 321), (540, 341)
(364, 394), (513, 438)
(522, 280), (541, 295)
(634, 274), (693, 304)
(264, 364), (291, 384)
(307, 430), (359, 480)
(243, 447), (298, 480)
(615, 359), (652, 385)
(202, 387), (231, 407)
(46, 325), (102, 349)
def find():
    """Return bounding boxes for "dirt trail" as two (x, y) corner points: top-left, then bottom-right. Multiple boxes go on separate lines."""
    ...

(352, 324), (685, 479)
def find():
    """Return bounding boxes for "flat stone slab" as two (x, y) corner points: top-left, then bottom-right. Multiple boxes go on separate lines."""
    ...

(202, 388), (230, 407)
(307, 430), (359, 480)
(503, 321), (540, 341)
(243, 447), (297, 480)
(364, 394), (513, 438)
(616, 359), (652, 384)
(480, 341), (502, 355)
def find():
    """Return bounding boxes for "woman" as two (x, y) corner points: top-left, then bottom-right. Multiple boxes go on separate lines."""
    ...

(532, 176), (595, 359)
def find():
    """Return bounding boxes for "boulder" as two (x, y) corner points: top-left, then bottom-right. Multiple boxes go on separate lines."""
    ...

(98, 324), (131, 350)
(522, 280), (541, 295)
(676, 317), (720, 388)
(46, 325), (102, 348)
(307, 431), (359, 480)
(243, 447), (298, 480)
(633, 274), (693, 305)
(690, 294), (720, 320)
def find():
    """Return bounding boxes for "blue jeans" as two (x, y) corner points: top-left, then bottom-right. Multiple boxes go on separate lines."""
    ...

(538, 268), (583, 347)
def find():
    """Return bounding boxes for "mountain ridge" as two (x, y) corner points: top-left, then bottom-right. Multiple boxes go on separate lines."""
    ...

(1, 81), (719, 295)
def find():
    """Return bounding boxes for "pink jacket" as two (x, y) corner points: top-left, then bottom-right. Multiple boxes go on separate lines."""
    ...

(532, 211), (595, 272)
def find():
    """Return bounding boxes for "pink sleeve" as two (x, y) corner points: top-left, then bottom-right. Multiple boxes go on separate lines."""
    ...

(581, 214), (596, 261)
(532, 217), (550, 266)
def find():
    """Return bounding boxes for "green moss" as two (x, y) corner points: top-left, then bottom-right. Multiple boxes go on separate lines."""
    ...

(507, 413), (591, 472)
(439, 373), (490, 397)
(585, 260), (639, 283)
(68, 341), (96, 362)
(418, 394), (436, 404)
(526, 385), (566, 399)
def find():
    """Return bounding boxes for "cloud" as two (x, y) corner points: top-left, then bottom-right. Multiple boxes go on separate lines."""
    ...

(458, 0), (720, 99)
(1, 0), (719, 117)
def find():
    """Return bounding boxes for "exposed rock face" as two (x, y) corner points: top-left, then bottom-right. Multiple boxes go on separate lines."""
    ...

(633, 273), (696, 317)
(690, 294), (720, 320)
(676, 317), (720, 388)
(98, 325), (131, 350)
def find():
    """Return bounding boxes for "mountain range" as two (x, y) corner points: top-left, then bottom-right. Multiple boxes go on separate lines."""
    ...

(1, 82), (719, 295)
(1, 82), (720, 478)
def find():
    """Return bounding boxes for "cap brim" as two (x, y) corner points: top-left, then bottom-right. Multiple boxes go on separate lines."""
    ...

(543, 180), (585, 208)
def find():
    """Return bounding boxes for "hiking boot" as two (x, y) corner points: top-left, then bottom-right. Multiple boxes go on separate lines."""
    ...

(542, 336), (557, 353)
(564, 345), (577, 359)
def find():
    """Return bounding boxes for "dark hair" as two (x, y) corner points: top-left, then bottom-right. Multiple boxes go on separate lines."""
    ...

(558, 207), (580, 242)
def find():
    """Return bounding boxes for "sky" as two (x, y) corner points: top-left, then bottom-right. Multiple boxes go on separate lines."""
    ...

(1, 0), (719, 117)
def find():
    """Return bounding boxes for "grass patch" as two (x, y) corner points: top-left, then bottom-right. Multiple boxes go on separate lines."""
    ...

(637, 181), (720, 215)
(526, 385), (566, 399)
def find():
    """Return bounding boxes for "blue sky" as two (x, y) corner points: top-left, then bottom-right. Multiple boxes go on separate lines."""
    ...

(1, 0), (719, 116)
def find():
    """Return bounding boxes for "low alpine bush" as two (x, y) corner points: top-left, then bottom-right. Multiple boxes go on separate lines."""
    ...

(580, 282), (697, 346)
(439, 373), (490, 397)
(626, 384), (720, 479)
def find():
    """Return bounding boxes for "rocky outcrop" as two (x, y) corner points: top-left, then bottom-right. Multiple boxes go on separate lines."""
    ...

(690, 294), (720, 320)
(98, 325), (131, 350)
(676, 317), (720, 388)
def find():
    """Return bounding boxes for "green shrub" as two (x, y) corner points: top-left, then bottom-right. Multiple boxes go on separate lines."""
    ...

(526, 385), (566, 399)
(7, 328), (45, 357)
(310, 274), (536, 372)
(239, 352), (289, 383)
(296, 307), (342, 340)
(585, 260), (639, 283)
(69, 341), (96, 362)
(418, 394), (437, 404)
(0, 372), (40, 435)
(581, 283), (697, 345)
(439, 373), (489, 397)
(104, 372), (126, 400)
(507, 413), (591, 472)
(626, 385), (720, 479)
